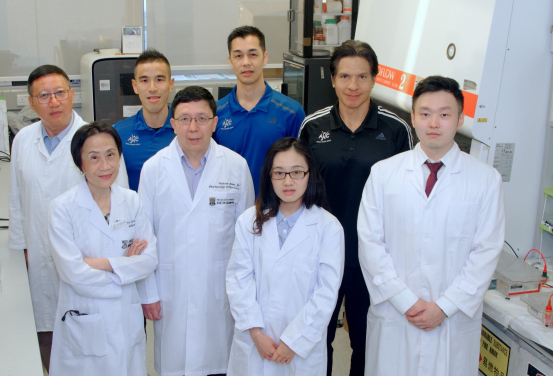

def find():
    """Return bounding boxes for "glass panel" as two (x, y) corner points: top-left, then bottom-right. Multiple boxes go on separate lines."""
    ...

(283, 60), (304, 106)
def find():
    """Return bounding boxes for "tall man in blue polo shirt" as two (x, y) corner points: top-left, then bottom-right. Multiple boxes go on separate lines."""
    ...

(214, 26), (306, 195)
(114, 49), (176, 191)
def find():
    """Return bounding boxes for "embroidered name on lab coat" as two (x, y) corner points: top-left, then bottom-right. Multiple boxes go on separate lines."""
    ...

(208, 182), (240, 190)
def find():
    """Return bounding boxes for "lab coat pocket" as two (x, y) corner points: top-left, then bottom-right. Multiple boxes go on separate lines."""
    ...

(66, 313), (108, 356)
(446, 202), (479, 240)
(293, 255), (317, 295)
(129, 303), (146, 348)
(215, 259), (230, 300)
(158, 264), (173, 302)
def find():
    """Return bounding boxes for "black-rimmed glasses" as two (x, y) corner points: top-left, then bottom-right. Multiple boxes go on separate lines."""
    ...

(270, 170), (309, 180)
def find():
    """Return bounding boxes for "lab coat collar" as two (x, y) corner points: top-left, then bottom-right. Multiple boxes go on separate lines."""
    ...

(407, 143), (462, 200)
(77, 177), (126, 240)
(163, 138), (223, 209)
(33, 111), (80, 161)
(266, 205), (320, 260)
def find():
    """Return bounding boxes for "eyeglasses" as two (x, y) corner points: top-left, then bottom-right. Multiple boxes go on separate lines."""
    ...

(270, 170), (309, 180)
(174, 116), (214, 126)
(33, 89), (71, 104)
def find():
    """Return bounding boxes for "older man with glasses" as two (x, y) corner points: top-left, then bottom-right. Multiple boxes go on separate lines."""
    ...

(8, 65), (128, 372)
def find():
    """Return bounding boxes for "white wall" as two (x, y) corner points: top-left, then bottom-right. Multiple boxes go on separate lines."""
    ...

(0, 0), (143, 77)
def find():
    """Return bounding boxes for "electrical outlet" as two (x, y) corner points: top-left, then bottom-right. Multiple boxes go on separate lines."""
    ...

(74, 92), (82, 104)
(17, 94), (29, 106)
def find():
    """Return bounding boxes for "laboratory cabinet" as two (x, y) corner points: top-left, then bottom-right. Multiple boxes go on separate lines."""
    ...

(288, 0), (360, 58)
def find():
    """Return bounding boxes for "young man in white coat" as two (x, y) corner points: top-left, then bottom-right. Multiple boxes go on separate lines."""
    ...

(137, 86), (255, 376)
(357, 76), (505, 376)
(8, 65), (129, 372)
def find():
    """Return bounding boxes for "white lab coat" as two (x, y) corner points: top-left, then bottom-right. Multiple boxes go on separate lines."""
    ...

(48, 179), (157, 376)
(8, 111), (129, 332)
(226, 205), (345, 376)
(136, 138), (254, 376)
(357, 143), (505, 376)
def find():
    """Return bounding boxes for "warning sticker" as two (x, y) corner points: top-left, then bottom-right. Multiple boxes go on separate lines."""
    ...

(479, 325), (510, 376)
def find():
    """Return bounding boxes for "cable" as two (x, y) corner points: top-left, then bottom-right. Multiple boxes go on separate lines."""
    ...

(504, 240), (518, 258)
(525, 248), (548, 278)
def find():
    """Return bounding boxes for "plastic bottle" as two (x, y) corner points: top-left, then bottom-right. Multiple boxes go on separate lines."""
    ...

(314, 0), (323, 14)
(343, 0), (353, 14)
(314, 20), (323, 36)
(323, 18), (339, 46)
(326, 1), (342, 13)
(338, 16), (351, 45)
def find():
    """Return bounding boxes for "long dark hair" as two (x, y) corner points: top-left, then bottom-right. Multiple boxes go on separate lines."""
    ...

(253, 137), (330, 235)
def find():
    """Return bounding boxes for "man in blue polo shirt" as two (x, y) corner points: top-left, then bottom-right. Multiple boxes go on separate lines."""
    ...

(113, 49), (175, 191)
(214, 26), (305, 195)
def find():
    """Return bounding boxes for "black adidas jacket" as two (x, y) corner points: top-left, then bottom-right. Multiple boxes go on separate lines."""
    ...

(298, 100), (413, 268)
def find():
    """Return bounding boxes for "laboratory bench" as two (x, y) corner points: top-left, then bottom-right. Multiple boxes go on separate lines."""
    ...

(481, 289), (553, 375)
(0, 161), (44, 375)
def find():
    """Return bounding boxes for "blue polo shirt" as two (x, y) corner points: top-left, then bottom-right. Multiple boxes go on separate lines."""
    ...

(113, 106), (175, 191)
(214, 83), (305, 195)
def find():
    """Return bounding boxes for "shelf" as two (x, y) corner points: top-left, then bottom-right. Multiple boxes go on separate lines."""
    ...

(540, 223), (553, 235)
(315, 12), (353, 16)
(545, 187), (553, 198)
(314, 44), (341, 47)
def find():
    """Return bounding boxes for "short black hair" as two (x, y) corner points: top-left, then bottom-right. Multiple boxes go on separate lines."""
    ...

(27, 65), (71, 95)
(71, 122), (123, 172)
(253, 137), (330, 235)
(135, 48), (171, 77)
(171, 86), (217, 117)
(412, 75), (464, 114)
(227, 25), (266, 53)
(330, 40), (379, 78)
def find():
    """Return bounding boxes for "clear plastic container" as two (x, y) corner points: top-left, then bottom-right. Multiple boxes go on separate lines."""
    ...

(493, 252), (544, 297)
(338, 16), (351, 45)
(522, 292), (553, 326)
(323, 18), (339, 46)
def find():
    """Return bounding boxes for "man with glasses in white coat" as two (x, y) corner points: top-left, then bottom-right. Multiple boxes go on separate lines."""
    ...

(137, 86), (254, 376)
(9, 65), (128, 373)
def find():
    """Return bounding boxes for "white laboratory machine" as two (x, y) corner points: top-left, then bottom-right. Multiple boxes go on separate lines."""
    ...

(80, 49), (140, 124)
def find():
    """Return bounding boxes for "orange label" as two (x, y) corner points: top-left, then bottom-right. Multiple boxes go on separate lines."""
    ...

(462, 91), (477, 118)
(375, 64), (478, 118)
(375, 64), (417, 96)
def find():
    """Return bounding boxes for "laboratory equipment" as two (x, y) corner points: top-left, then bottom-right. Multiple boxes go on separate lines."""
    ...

(522, 292), (553, 327)
(80, 49), (140, 124)
(355, 0), (553, 255)
(493, 252), (545, 297)
(287, 0), (359, 57)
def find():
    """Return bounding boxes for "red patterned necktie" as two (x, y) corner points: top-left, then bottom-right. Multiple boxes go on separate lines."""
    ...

(425, 161), (443, 197)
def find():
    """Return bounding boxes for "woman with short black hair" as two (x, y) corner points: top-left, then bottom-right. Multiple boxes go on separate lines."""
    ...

(48, 122), (157, 376)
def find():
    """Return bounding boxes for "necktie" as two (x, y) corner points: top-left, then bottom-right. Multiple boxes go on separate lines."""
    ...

(425, 161), (443, 197)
